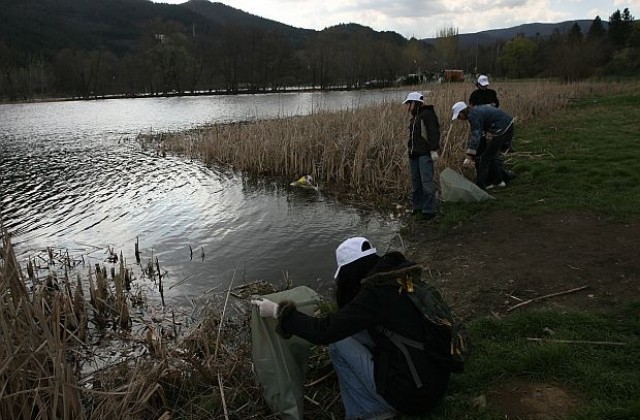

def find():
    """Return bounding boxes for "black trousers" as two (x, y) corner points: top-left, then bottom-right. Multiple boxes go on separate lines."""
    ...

(475, 124), (514, 188)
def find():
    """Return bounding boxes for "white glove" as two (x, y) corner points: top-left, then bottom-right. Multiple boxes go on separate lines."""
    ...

(251, 298), (279, 319)
(430, 151), (439, 161)
(463, 157), (475, 167)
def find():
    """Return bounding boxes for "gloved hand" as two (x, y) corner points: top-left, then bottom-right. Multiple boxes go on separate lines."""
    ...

(250, 297), (279, 319)
(463, 157), (475, 167)
(430, 151), (439, 161)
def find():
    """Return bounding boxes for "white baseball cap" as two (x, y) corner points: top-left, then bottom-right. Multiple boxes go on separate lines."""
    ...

(451, 101), (467, 120)
(402, 91), (424, 104)
(477, 75), (490, 87)
(334, 237), (377, 278)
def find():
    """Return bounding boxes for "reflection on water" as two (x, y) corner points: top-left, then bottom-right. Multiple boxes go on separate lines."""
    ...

(0, 91), (404, 306)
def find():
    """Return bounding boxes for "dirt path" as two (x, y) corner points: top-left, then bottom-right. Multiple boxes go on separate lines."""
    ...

(405, 210), (640, 418)
(406, 211), (640, 319)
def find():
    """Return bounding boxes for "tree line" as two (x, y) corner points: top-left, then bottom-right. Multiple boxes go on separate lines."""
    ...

(0, 7), (637, 102)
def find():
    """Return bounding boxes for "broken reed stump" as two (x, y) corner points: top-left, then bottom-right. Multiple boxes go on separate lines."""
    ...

(156, 257), (165, 306)
(135, 236), (140, 264)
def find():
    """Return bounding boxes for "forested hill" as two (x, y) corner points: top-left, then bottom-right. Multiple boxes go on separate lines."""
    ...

(1, 0), (195, 56)
(2, 0), (600, 59)
(0, 0), (636, 101)
(0, 0), (308, 57)
(422, 20), (601, 47)
(183, 0), (312, 46)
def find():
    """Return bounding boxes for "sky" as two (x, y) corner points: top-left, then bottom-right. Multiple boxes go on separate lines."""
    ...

(151, 1), (638, 39)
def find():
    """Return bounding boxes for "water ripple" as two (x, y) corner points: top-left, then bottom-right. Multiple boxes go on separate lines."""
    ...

(1, 95), (401, 306)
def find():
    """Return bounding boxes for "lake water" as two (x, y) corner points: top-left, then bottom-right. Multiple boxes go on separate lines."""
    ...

(0, 90), (407, 307)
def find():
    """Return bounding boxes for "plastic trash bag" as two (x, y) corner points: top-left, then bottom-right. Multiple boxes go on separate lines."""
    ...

(439, 167), (494, 202)
(251, 286), (319, 420)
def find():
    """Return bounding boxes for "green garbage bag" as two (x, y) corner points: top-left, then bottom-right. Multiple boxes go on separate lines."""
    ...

(251, 286), (319, 420)
(439, 167), (494, 202)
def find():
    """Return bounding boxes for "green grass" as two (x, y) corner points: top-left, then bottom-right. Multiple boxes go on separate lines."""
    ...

(438, 90), (640, 225)
(422, 303), (640, 419)
(418, 91), (640, 419)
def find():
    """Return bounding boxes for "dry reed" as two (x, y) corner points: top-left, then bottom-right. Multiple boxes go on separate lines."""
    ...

(1, 230), (341, 418)
(163, 80), (631, 204)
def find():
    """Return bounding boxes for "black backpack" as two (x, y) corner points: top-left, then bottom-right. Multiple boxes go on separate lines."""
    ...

(377, 275), (471, 385)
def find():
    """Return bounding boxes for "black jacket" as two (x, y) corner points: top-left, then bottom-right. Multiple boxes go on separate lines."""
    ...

(277, 253), (450, 415)
(408, 105), (440, 156)
(469, 88), (500, 108)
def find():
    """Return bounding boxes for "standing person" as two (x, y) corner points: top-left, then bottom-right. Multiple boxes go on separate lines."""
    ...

(403, 91), (441, 221)
(251, 237), (453, 419)
(469, 75), (516, 183)
(451, 101), (515, 189)
(469, 74), (500, 108)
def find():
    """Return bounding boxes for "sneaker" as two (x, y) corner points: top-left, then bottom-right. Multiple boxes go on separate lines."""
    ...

(486, 181), (506, 190)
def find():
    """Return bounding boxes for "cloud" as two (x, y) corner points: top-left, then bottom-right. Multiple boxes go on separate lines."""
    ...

(155, 0), (634, 37)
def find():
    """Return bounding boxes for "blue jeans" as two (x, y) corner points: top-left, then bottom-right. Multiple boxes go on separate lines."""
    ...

(409, 154), (437, 215)
(329, 333), (397, 420)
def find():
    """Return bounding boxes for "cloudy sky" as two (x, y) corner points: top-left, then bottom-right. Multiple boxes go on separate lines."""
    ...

(152, 1), (638, 38)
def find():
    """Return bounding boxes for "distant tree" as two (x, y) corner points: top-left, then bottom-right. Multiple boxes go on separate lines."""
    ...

(404, 37), (429, 76)
(568, 22), (583, 45)
(434, 26), (459, 70)
(499, 37), (537, 78)
(0, 40), (18, 100)
(374, 40), (405, 85)
(587, 16), (607, 39)
(305, 31), (337, 89)
(583, 15), (612, 71)
(608, 8), (635, 49)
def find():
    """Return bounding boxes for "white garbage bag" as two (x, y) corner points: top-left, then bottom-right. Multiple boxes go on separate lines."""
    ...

(251, 286), (319, 420)
(439, 167), (494, 202)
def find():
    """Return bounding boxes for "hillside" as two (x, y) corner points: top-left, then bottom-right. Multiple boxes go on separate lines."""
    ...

(182, 0), (312, 46)
(421, 20), (605, 47)
(0, 0), (603, 58)
(0, 0), (213, 57)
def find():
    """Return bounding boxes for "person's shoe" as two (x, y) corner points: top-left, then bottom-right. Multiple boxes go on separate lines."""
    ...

(485, 181), (506, 190)
(415, 212), (436, 222)
(503, 170), (517, 182)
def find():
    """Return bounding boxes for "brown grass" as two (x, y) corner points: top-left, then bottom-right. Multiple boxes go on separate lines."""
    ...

(162, 80), (630, 204)
(1, 230), (341, 419)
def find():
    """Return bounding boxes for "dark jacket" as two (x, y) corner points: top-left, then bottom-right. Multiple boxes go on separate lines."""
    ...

(277, 253), (450, 415)
(469, 88), (500, 108)
(408, 105), (440, 156)
(466, 105), (514, 155)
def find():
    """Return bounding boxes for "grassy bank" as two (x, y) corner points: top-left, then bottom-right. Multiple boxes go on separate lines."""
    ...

(436, 88), (640, 226)
(430, 305), (640, 419)
(162, 80), (635, 206)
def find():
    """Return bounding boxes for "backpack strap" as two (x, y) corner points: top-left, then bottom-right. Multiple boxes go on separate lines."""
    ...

(376, 325), (424, 388)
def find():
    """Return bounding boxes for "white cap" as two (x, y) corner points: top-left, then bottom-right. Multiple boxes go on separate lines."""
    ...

(334, 237), (377, 278)
(451, 101), (467, 120)
(477, 75), (490, 87)
(402, 91), (424, 104)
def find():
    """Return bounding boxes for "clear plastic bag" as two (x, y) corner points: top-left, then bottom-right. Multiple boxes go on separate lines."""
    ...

(251, 286), (319, 419)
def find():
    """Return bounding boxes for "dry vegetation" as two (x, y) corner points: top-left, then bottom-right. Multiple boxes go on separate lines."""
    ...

(0, 230), (342, 419)
(163, 80), (629, 204)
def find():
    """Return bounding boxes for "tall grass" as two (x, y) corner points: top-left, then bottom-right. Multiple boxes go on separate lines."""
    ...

(163, 80), (634, 203)
(0, 232), (85, 419)
(0, 230), (340, 419)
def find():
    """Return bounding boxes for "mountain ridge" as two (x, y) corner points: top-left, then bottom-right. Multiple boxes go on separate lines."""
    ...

(0, 0), (603, 57)
(421, 20), (604, 46)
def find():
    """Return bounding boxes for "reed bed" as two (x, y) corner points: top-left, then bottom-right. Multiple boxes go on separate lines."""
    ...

(1, 230), (341, 419)
(163, 80), (629, 204)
